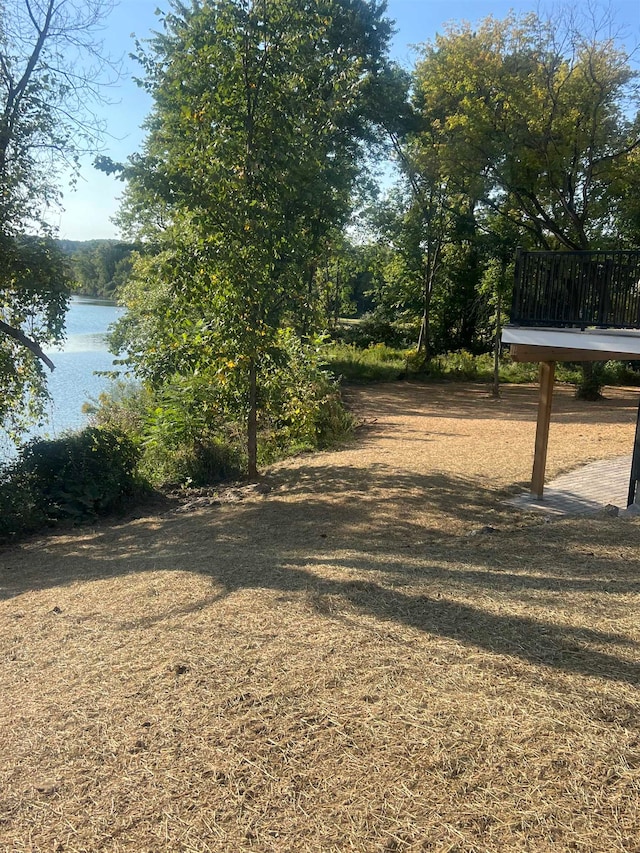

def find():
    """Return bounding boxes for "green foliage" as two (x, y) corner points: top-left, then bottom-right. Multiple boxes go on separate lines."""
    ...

(0, 235), (71, 434)
(67, 240), (140, 297)
(139, 375), (243, 486)
(323, 342), (418, 383)
(315, 390), (355, 450)
(112, 0), (395, 479)
(0, 427), (142, 538)
(412, 11), (639, 250)
(314, 238), (371, 329)
(141, 432), (243, 489)
(333, 312), (420, 350)
(491, 355), (539, 385)
(428, 350), (485, 381)
(321, 342), (636, 387)
(355, 9), (640, 379)
(574, 362), (606, 401)
(85, 379), (238, 487)
(364, 184), (501, 359)
(555, 360), (640, 401)
(89, 332), (353, 487)
(0, 0), (117, 437)
(256, 330), (353, 461)
(602, 360), (640, 386)
(82, 381), (150, 439)
(367, 145), (459, 356)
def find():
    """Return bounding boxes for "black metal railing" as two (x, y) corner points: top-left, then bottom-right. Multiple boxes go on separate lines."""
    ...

(511, 249), (640, 329)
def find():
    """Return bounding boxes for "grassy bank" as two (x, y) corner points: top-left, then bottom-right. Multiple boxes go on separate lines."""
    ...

(322, 342), (640, 388)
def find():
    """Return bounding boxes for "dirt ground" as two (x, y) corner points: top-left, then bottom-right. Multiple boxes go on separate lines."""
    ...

(1, 381), (640, 852)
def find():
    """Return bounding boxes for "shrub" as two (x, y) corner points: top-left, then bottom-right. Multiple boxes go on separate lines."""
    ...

(574, 362), (605, 401)
(0, 426), (142, 537)
(315, 389), (354, 448)
(83, 381), (150, 440)
(431, 349), (480, 380)
(141, 433), (243, 487)
(87, 378), (243, 487)
(602, 360), (640, 386)
(257, 330), (353, 462)
(87, 333), (354, 486)
(322, 342), (415, 383)
(333, 312), (420, 349)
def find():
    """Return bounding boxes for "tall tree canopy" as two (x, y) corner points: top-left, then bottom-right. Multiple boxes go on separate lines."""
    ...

(411, 11), (640, 251)
(115, 0), (395, 477)
(0, 0), (116, 433)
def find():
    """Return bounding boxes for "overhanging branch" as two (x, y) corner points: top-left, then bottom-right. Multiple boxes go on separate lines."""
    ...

(0, 319), (56, 371)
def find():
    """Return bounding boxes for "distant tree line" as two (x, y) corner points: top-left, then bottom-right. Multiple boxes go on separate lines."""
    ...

(58, 240), (140, 298)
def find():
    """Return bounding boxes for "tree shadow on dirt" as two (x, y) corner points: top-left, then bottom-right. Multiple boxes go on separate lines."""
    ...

(1, 462), (639, 686)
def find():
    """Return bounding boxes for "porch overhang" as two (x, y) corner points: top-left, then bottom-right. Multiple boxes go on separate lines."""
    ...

(502, 326), (640, 363)
(501, 325), (640, 502)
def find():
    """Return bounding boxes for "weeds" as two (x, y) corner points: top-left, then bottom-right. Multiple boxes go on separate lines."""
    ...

(322, 342), (640, 389)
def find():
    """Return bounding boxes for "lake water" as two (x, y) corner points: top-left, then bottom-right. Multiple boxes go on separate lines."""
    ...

(1, 296), (124, 461)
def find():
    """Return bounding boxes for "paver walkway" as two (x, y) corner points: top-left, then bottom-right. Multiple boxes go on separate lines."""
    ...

(507, 454), (637, 515)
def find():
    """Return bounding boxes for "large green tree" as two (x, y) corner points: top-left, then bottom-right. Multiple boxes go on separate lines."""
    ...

(1, 0), (116, 433)
(114, 0), (394, 478)
(411, 11), (640, 251)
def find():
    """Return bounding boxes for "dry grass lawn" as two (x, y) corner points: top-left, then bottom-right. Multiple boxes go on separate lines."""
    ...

(1, 381), (640, 852)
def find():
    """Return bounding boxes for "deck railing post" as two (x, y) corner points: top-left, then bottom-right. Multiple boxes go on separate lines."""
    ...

(512, 246), (523, 323)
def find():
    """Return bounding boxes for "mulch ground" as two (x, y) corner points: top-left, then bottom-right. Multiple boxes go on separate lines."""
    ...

(1, 381), (639, 852)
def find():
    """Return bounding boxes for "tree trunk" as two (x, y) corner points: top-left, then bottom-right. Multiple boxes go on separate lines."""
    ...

(492, 287), (502, 398)
(247, 358), (258, 482)
(416, 269), (431, 359)
(492, 260), (506, 399)
(576, 360), (604, 401)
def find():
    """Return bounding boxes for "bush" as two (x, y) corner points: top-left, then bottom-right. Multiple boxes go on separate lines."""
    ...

(430, 349), (481, 380)
(87, 336), (354, 486)
(574, 362), (605, 401)
(83, 381), (150, 439)
(257, 330), (354, 462)
(86, 378), (243, 487)
(333, 312), (420, 349)
(322, 342), (416, 383)
(315, 389), (354, 448)
(0, 426), (142, 538)
(602, 360), (640, 386)
(141, 434), (243, 487)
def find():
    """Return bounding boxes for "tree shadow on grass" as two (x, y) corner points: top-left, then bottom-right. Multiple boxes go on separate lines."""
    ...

(1, 462), (639, 686)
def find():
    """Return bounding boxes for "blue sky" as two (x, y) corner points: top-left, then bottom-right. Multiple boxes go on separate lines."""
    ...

(52, 0), (640, 241)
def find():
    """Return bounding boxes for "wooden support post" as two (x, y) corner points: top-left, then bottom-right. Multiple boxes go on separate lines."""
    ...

(531, 360), (556, 499)
(627, 395), (640, 507)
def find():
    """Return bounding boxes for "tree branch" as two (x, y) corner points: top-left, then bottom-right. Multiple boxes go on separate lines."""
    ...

(0, 319), (56, 371)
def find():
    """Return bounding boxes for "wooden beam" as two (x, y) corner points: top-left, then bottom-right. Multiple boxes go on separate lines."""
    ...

(510, 344), (640, 363)
(628, 397), (640, 507)
(532, 361), (556, 499)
